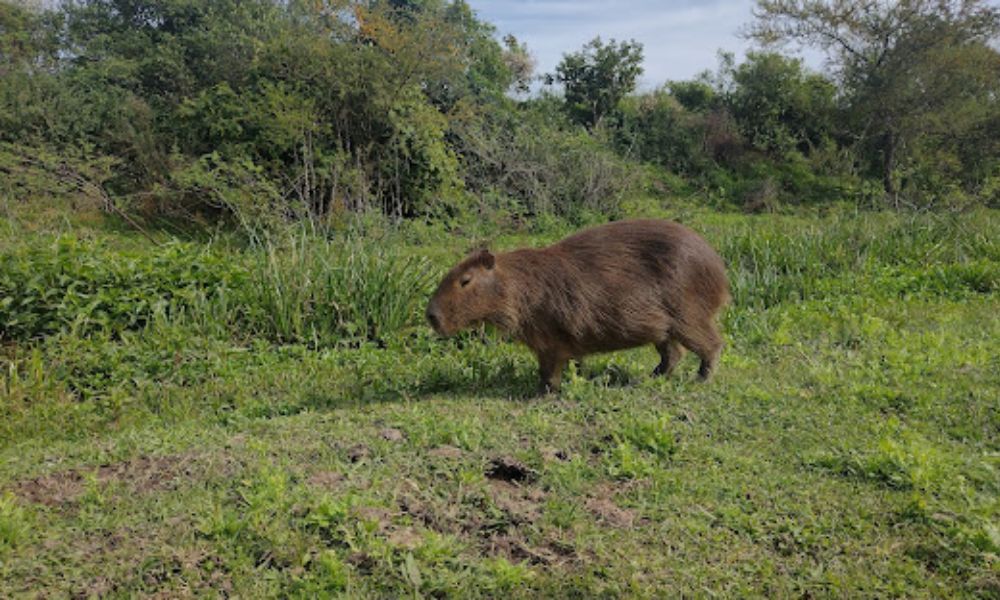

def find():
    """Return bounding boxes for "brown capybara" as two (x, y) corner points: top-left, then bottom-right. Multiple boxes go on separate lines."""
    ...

(426, 219), (730, 394)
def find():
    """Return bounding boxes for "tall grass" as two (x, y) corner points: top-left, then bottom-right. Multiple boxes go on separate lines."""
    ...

(239, 232), (435, 346)
(3, 211), (995, 349)
(715, 210), (999, 309)
(0, 230), (436, 348)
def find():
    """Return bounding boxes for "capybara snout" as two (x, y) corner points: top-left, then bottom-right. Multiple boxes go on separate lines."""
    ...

(428, 220), (729, 394)
(425, 303), (443, 335)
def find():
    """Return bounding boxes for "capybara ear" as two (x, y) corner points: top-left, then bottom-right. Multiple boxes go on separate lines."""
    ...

(477, 249), (495, 270)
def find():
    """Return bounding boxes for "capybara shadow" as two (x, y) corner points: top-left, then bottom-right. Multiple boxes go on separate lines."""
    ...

(426, 219), (730, 395)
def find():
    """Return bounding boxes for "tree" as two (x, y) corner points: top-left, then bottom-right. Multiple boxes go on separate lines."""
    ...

(46, 0), (498, 218)
(547, 37), (644, 128)
(726, 52), (837, 156)
(1, 1), (56, 75)
(501, 33), (535, 95)
(0, 1), (63, 142)
(668, 80), (717, 113)
(749, 0), (1000, 203)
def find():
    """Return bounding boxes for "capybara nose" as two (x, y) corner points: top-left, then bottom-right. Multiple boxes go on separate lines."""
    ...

(426, 304), (442, 332)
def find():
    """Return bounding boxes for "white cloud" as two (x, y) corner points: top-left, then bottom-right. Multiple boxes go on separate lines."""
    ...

(470, 0), (824, 87)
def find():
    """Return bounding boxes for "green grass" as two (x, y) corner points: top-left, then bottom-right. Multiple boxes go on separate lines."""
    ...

(1, 204), (999, 597)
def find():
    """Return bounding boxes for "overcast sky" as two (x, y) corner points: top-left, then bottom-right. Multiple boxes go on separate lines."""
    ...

(468, 0), (824, 88)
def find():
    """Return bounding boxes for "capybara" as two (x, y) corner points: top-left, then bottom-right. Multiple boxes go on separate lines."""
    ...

(426, 219), (730, 394)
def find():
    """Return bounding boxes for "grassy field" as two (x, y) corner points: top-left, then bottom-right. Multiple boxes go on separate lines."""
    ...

(1, 202), (999, 597)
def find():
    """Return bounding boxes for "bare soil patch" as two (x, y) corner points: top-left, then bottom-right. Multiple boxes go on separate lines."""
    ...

(354, 506), (396, 530)
(540, 446), (570, 462)
(305, 470), (345, 490)
(346, 443), (370, 463)
(586, 484), (639, 528)
(428, 445), (464, 459)
(9, 455), (193, 507)
(379, 428), (406, 442)
(488, 480), (546, 525)
(485, 533), (577, 566)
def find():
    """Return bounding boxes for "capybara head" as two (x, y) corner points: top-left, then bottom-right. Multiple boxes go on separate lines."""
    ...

(426, 249), (501, 336)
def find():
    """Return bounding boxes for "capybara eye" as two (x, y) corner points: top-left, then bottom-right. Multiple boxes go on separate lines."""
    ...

(460, 275), (472, 287)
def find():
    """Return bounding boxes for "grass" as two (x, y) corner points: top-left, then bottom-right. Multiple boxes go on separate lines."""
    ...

(1, 202), (999, 597)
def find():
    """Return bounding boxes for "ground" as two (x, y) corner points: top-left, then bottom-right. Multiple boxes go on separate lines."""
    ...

(1, 204), (998, 597)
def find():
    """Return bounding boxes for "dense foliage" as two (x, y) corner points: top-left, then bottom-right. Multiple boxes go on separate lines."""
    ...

(0, 232), (433, 347)
(1, 0), (999, 225)
(751, 0), (1000, 206)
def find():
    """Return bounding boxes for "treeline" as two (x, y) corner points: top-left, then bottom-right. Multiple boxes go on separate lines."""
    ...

(1, 0), (999, 227)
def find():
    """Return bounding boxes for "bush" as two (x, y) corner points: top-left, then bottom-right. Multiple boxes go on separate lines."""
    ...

(0, 236), (243, 342)
(0, 228), (436, 349)
(616, 89), (711, 174)
(0, 143), (117, 209)
(455, 104), (639, 220)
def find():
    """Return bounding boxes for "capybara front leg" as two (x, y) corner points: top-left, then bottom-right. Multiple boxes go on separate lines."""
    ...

(536, 351), (569, 395)
(697, 342), (723, 381)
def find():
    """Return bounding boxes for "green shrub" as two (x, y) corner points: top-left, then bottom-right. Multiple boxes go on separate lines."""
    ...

(0, 236), (243, 342)
(455, 106), (639, 220)
(0, 230), (435, 348)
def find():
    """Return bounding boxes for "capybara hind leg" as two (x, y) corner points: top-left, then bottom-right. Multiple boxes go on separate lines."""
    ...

(676, 321), (723, 381)
(653, 338), (685, 377)
(536, 351), (569, 395)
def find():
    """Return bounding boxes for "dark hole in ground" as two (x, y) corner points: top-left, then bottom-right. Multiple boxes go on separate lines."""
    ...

(485, 456), (535, 483)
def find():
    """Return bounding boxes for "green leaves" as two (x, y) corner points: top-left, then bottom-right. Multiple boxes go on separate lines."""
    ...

(605, 415), (677, 480)
(0, 236), (240, 342)
(749, 0), (1000, 203)
(548, 37), (645, 129)
(0, 228), (435, 353)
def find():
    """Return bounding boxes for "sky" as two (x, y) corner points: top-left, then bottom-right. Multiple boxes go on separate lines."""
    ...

(468, 0), (824, 88)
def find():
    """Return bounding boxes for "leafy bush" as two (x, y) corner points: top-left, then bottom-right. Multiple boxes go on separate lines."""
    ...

(168, 152), (286, 233)
(616, 89), (709, 174)
(0, 143), (117, 211)
(1, 0), (521, 222)
(455, 105), (639, 220)
(0, 230), (436, 349)
(0, 236), (243, 341)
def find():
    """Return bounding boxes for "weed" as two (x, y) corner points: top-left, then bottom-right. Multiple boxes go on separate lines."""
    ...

(0, 494), (32, 552)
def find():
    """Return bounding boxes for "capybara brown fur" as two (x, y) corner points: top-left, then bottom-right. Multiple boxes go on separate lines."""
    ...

(426, 219), (730, 394)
